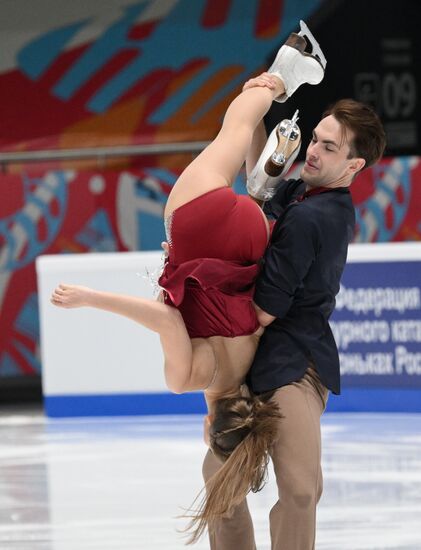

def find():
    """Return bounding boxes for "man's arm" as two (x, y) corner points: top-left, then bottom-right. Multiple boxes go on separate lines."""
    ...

(254, 207), (319, 322)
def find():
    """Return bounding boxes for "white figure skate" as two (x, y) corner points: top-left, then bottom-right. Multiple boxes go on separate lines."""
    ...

(247, 110), (301, 201)
(269, 20), (327, 102)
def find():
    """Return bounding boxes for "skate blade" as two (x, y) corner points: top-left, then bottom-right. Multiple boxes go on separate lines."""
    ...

(264, 111), (301, 176)
(298, 20), (327, 69)
(278, 110), (300, 146)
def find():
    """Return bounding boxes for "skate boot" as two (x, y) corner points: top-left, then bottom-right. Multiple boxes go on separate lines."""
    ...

(247, 110), (301, 201)
(269, 20), (327, 102)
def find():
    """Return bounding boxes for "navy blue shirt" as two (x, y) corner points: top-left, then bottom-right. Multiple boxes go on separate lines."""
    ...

(248, 179), (355, 395)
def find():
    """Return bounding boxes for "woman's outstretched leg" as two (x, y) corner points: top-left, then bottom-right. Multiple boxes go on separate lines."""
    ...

(164, 75), (285, 216)
(165, 21), (328, 214)
(50, 284), (216, 393)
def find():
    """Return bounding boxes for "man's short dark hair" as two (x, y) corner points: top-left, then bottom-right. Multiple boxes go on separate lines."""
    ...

(323, 99), (386, 169)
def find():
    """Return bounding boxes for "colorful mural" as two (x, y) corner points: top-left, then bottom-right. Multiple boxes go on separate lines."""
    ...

(1, 0), (320, 152)
(1, 159), (420, 378)
(0, 167), (175, 377)
(0, 0), (420, 379)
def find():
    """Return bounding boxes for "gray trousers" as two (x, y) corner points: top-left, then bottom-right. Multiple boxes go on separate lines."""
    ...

(202, 367), (329, 550)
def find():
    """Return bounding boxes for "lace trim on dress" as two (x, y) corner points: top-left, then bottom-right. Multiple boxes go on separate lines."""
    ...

(164, 211), (174, 247)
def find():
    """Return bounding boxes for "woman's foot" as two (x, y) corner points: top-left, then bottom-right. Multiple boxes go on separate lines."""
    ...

(269, 20), (327, 102)
(247, 110), (301, 201)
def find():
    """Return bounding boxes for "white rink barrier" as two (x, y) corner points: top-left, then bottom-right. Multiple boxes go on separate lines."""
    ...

(37, 243), (421, 417)
(36, 251), (198, 417)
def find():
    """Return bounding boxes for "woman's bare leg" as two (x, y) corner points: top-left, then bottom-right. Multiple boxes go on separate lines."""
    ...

(50, 284), (216, 394)
(165, 75), (284, 216)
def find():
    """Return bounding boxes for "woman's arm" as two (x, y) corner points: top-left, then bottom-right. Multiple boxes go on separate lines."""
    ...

(50, 284), (214, 394)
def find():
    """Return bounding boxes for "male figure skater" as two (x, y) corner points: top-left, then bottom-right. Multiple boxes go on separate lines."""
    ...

(203, 21), (386, 550)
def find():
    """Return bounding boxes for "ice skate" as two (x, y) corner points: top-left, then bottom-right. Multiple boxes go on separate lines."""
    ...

(247, 110), (301, 201)
(269, 20), (327, 102)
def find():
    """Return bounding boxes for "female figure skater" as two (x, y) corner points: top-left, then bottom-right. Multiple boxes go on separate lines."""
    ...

(51, 22), (326, 543)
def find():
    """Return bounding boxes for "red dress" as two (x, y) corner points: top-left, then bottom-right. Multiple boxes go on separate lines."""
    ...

(158, 187), (268, 338)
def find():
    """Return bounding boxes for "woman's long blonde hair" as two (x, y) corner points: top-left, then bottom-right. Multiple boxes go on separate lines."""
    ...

(184, 392), (282, 544)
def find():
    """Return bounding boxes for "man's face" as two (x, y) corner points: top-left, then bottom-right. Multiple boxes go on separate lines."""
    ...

(300, 115), (360, 188)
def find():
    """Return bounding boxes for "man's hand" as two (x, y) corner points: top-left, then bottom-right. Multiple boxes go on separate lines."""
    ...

(243, 72), (278, 93)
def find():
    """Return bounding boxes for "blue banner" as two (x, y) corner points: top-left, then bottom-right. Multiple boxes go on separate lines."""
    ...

(331, 261), (421, 389)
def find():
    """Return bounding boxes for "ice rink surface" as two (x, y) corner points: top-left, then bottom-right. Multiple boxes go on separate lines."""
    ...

(0, 407), (420, 549)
